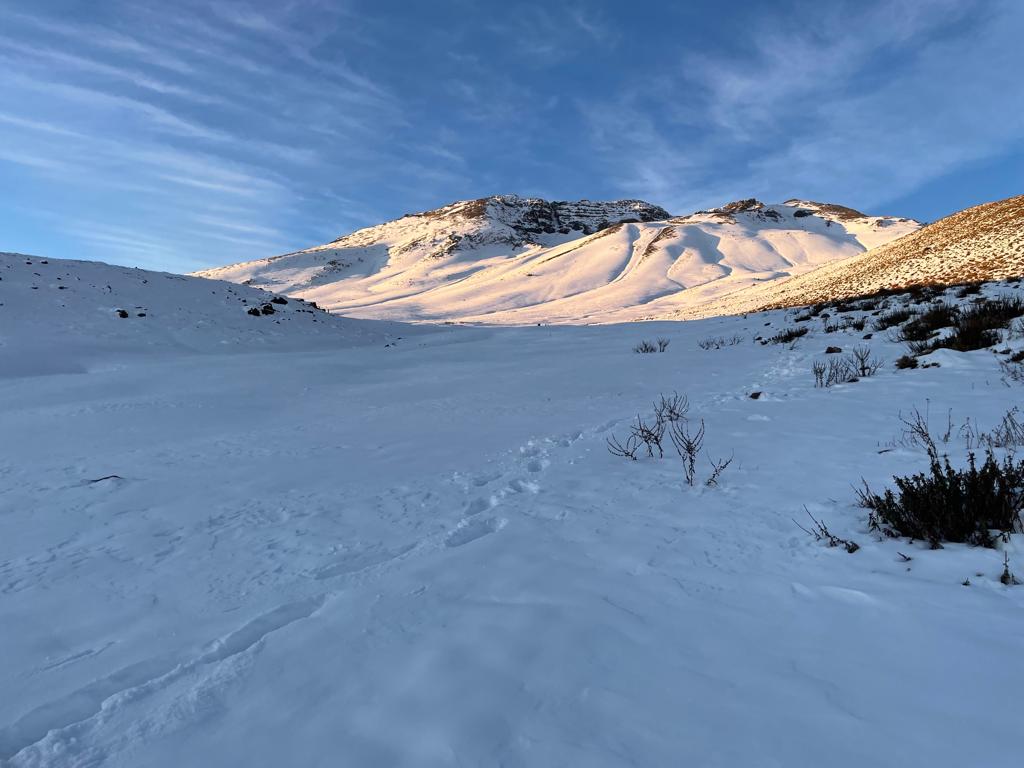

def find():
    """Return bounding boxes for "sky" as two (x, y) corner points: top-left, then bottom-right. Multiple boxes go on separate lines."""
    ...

(1, 0), (1022, 273)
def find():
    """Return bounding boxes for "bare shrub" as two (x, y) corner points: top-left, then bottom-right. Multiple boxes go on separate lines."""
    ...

(849, 345), (882, 377)
(654, 392), (689, 423)
(794, 508), (860, 553)
(634, 338), (670, 353)
(812, 356), (857, 387)
(670, 419), (705, 486)
(608, 397), (735, 488)
(705, 453), (735, 487)
(1001, 552), (1020, 585)
(607, 433), (641, 460)
(980, 406), (1024, 450)
(812, 360), (826, 388)
(698, 335), (743, 350)
(633, 414), (666, 458)
(1001, 359), (1024, 383)
(898, 405), (942, 461)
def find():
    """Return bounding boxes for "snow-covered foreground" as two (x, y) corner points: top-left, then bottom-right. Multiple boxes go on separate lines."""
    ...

(3, 287), (1024, 766)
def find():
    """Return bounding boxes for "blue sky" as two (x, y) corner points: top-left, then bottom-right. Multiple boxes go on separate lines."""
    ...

(1, 0), (1022, 273)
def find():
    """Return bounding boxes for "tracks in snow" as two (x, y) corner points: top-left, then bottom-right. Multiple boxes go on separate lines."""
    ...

(3, 426), (595, 765)
(2, 596), (326, 764)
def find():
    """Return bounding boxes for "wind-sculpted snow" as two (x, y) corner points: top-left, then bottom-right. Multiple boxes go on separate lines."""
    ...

(196, 196), (918, 324)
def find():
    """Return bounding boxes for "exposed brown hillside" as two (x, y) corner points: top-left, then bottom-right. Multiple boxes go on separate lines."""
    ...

(740, 195), (1024, 311)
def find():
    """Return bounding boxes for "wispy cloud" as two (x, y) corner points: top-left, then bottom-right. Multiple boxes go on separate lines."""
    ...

(582, 0), (1024, 215)
(0, 147), (73, 172)
(3, 9), (196, 74)
(2, 0), (1020, 272)
(0, 0), (419, 267)
(0, 38), (214, 102)
(485, 4), (617, 64)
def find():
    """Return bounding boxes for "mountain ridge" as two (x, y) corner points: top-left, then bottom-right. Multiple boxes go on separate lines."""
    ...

(197, 194), (918, 324)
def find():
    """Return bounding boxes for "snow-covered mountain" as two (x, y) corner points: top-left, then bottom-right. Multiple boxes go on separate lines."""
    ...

(196, 195), (919, 324)
(0, 251), (397, 377)
(715, 194), (1024, 313)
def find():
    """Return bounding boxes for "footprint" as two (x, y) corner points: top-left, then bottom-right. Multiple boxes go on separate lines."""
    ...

(0, 597), (326, 761)
(526, 458), (548, 473)
(472, 472), (501, 487)
(313, 543), (416, 580)
(464, 497), (493, 516)
(506, 478), (539, 494)
(445, 517), (506, 548)
(556, 430), (583, 447)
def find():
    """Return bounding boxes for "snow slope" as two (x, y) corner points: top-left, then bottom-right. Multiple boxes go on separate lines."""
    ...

(0, 251), (402, 378)
(3, 264), (1024, 766)
(196, 196), (918, 324)
(703, 194), (1024, 316)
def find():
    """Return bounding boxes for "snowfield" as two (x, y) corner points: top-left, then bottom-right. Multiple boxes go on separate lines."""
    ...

(3, 253), (1024, 767)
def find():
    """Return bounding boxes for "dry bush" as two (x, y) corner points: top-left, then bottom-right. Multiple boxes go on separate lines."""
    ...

(794, 508), (859, 553)
(607, 393), (734, 487)
(849, 344), (883, 377)
(764, 326), (809, 345)
(895, 354), (919, 370)
(859, 451), (1024, 548)
(812, 347), (879, 387)
(698, 335), (743, 350)
(654, 392), (689, 423)
(895, 302), (958, 343)
(873, 307), (916, 331)
(670, 418), (704, 486)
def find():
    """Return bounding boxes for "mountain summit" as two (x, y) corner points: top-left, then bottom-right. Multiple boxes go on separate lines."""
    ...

(196, 196), (918, 324)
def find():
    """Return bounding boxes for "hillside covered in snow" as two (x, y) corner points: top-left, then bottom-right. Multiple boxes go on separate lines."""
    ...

(196, 196), (919, 324)
(0, 252), (401, 378)
(703, 194), (1024, 316)
(4, 258), (1024, 766)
